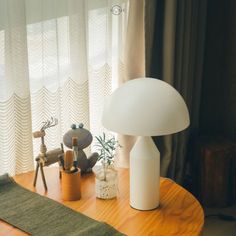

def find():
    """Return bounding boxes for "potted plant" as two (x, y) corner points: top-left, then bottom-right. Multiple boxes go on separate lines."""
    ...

(94, 133), (120, 199)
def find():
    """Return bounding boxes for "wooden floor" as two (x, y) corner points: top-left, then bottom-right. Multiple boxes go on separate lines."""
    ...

(0, 167), (204, 236)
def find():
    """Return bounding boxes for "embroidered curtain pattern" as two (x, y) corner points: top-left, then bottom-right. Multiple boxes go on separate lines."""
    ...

(0, 0), (128, 175)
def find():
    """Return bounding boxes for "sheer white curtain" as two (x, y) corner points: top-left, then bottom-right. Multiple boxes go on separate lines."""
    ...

(0, 0), (129, 175)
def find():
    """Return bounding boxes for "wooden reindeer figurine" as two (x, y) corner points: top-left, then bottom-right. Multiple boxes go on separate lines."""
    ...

(33, 117), (64, 191)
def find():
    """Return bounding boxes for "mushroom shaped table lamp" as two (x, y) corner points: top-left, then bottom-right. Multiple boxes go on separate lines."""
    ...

(102, 78), (190, 210)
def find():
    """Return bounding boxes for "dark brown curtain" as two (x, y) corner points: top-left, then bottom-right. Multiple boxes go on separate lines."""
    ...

(200, 0), (236, 135)
(145, 0), (208, 183)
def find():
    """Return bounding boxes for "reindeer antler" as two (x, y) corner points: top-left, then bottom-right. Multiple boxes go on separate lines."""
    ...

(41, 117), (58, 131)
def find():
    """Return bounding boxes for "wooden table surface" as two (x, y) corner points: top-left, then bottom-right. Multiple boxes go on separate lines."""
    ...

(0, 167), (204, 236)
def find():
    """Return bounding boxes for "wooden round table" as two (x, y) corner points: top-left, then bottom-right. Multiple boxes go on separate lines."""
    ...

(0, 168), (204, 236)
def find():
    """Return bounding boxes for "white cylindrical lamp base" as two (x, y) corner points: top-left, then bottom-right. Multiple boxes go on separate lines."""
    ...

(130, 136), (160, 210)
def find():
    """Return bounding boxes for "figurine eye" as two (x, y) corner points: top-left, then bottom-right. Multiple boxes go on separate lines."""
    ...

(71, 124), (76, 129)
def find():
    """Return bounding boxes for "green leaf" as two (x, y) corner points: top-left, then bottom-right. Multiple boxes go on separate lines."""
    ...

(94, 133), (121, 166)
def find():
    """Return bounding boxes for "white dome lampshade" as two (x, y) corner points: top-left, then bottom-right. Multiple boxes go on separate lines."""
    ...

(101, 78), (190, 210)
(102, 78), (190, 136)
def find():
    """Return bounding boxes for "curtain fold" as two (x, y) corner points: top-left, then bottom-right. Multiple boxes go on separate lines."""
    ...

(168, 0), (207, 182)
(116, 0), (145, 168)
(146, 0), (208, 183)
(0, 0), (34, 175)
(0, 0), (129, 175)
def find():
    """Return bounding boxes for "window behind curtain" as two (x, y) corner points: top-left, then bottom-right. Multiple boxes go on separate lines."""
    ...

(0, 0), (128, 175)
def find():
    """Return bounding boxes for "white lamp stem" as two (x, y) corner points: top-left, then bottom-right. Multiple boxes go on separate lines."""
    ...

(130, 136), (160, 210)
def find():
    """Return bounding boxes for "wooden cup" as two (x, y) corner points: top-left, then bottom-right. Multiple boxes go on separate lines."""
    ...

(62, 170), (81, 201)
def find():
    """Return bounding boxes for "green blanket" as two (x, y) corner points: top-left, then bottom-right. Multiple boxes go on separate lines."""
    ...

(0, 174), (124, 236)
